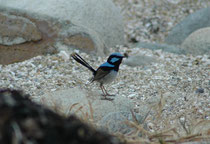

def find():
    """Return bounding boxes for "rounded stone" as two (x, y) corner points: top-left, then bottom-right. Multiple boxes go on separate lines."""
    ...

(165, 7), (210, 45)
(34, 87), (134, 122)
(181, 27), (210, 55)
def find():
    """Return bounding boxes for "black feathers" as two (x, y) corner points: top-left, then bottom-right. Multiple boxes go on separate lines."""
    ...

(71, 53), (96, 75)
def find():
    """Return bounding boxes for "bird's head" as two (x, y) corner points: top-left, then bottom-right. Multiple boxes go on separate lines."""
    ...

(107, 52), (125, 65)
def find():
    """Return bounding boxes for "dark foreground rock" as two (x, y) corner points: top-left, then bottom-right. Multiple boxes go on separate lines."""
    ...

(0, 89), (124, 144)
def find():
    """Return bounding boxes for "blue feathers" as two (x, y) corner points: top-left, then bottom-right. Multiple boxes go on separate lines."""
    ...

(99, 62), (114, 68)
(99, 52), (123, 71)
(110, 57), (120, 63)
(100, 52), (123, 68)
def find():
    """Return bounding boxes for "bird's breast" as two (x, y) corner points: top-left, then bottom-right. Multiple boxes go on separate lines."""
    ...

(99, 70), (118, 84)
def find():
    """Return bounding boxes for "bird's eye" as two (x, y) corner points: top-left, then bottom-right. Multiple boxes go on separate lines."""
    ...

(110, 57), (120, 63)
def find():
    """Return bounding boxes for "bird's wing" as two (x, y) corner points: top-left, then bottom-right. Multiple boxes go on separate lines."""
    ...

(92, 68), (110, 82)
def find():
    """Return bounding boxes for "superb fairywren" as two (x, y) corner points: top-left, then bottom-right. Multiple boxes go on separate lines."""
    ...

(71, 52), (125, 100)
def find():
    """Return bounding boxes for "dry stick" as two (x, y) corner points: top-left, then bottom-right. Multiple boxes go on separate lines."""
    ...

(69, 103), (79, 112)
(165, 133), (202, 143)
(125, 121), (152, 136)
(88, 100), (94, 121)
(179, 115), (190, 134)
(130, 108), (151, 124)
(142, 109), (151, 123)
(149, 127), (176, 139)
(130, 109), (138, 124)
(75, 106), (84, 114)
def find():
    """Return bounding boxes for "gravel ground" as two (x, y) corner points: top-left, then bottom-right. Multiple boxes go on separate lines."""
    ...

(0, 0), (209, 137)
(0, 47), (209, 133)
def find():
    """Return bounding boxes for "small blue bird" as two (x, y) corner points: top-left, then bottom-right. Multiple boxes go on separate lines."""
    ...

(71, 52), (126, 100)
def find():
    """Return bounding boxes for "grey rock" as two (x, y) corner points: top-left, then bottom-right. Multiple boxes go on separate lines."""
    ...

(98, 111), (147, 134)
(165, 7), (210, 45)
(181, 27), (210, 55)
(195, 88), (204, 94)
(0, 0), (124, 50)
(33, 88), (87, 115)
(57, 23), (106, 56)
(123, 54), (157, 67)
(34, 87), (134, 122)
(0, 13), (41, 46)
(135, 42), (185, 54)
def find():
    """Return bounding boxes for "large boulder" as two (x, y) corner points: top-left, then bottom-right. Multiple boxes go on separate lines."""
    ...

(0, 0), (124, 64)
(34, 87), (134, 122)
(165, 7), (210, 45)
(181, 27), (210, 55)
(124, 54), (157, 67)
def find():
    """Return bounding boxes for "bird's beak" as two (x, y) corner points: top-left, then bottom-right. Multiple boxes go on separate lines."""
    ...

(123, 53), (129, 58)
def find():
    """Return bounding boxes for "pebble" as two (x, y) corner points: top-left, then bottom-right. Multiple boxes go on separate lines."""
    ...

(195, 88), (204, 93)
(58, 51), (70, 61)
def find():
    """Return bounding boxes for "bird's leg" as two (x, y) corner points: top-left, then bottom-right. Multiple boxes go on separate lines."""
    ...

(102, 85), (115, 96)
(100, 84), (113, 101)
(100, 84), (106, 96)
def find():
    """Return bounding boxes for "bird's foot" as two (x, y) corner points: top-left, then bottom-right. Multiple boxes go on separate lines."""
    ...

(107, 94), (115, 96)
(100, 97), (114, 101)
(100, 93), (115, 101)
(102, 93), (115, 97)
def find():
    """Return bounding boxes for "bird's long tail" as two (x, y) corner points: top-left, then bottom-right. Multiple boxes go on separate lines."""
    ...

(71, 52), (96, 75)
